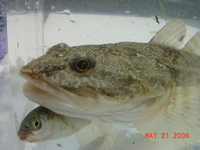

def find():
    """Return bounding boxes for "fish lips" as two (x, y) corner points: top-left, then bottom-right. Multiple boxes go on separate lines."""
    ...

(19, 66), (75, 107)
(18, 129), (35, 142)
(19, 66), (98, 112)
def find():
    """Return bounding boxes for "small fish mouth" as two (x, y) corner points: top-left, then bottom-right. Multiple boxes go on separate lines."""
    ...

(18, 130), (34, 142)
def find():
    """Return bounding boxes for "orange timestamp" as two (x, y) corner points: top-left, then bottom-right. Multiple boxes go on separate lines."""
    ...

(145, 133), (190, 139)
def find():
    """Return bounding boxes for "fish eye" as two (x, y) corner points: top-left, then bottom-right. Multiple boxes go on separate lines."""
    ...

(69, 56), (96, 73)
(76, 59), (89, 71)
(29, 117), (41, 129)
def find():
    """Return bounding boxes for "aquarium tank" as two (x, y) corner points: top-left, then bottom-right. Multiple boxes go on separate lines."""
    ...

(1, 0), (200, 150)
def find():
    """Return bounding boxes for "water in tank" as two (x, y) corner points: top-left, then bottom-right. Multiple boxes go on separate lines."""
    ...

(1, 0), (200, 150)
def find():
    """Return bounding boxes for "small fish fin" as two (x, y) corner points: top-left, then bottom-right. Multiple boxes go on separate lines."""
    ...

(79, 135), (107, 150)
(182, 32), (200, 57)
(79, 132), (119, 150)
(149, 19), (186, 49)
(134, 85), (200, 145)
(76, 122), (116, 148)
(97, 132), (120, 150)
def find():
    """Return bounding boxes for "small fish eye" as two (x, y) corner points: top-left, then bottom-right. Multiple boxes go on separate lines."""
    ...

(35, 121), (39, 127)
(76, 59), (89, 71)
(29, 117), (41, 129)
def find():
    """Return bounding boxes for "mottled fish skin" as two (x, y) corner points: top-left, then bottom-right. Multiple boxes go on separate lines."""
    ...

(18, 106), (90, 143)
(20, 19), (200, 144)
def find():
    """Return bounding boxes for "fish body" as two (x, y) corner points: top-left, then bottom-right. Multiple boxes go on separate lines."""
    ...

(18, 107), (195, 150)
(18, 106), (119, 149)
(20, 19), (200, 144)
(18, 106), (90, 142)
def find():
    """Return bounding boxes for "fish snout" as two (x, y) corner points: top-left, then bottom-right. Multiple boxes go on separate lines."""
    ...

(18, 129), (34, 142)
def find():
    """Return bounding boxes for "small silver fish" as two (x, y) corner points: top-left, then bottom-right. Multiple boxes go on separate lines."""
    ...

(20, 19), (200, 145)
(18, 106), (90, 143)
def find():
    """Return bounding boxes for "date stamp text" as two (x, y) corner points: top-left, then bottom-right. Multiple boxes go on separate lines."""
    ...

(145, 133), (190, 139)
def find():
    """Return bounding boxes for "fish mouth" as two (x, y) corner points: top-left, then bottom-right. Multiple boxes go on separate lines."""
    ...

(19, 66), (56, 91)
(19, 66), (77, 106)
(19, 66), (99, 114)
(18, 129), (47, 143)
(18, 129), (34, 142)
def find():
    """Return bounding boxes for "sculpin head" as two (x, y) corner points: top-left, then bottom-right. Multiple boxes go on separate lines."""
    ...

(20, 41), (168, 123)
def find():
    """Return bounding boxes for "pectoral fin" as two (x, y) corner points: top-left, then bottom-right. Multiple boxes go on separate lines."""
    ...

(135, 85), (200, 145)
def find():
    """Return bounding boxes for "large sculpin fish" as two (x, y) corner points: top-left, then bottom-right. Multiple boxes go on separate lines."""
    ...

(20, 19), (200, 144)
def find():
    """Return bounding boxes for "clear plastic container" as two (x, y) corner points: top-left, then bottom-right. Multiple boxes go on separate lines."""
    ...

(1, 0), (200, 150)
